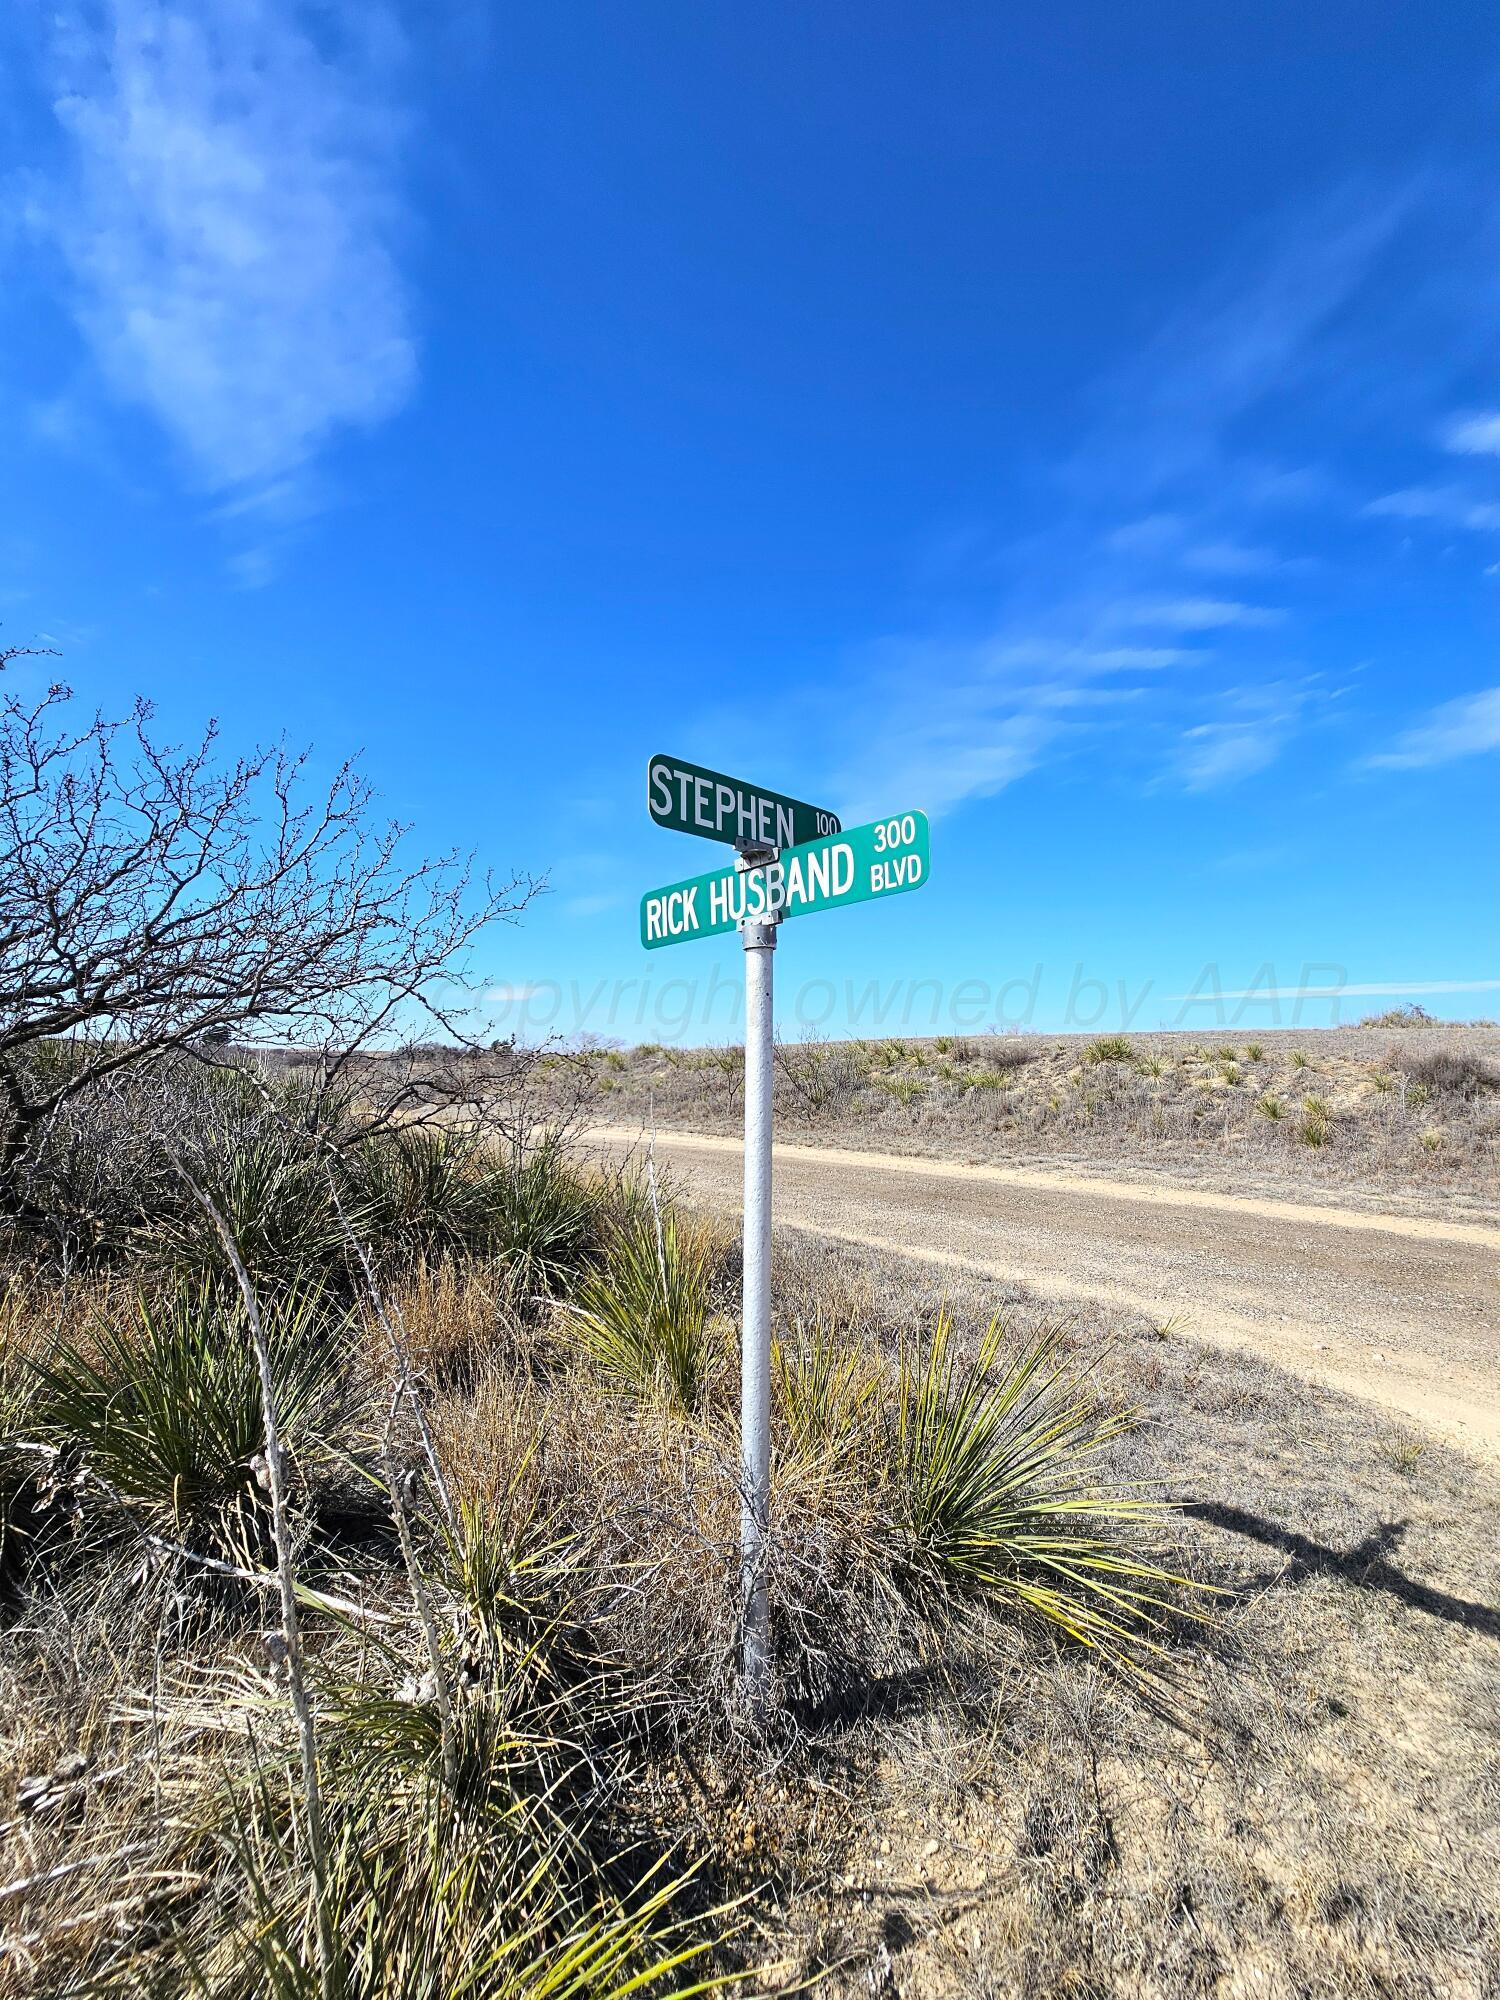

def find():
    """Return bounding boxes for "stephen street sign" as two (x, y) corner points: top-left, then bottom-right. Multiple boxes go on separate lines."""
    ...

(647, 753), (841, 851)
(641, 811), (927, 949)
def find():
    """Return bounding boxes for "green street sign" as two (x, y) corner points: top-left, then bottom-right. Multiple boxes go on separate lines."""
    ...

(641, 810), (928, 949)
(647, 753), (841, 851)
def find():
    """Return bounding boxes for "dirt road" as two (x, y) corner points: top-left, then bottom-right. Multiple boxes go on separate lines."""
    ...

(587, 1126), (1500, 1457)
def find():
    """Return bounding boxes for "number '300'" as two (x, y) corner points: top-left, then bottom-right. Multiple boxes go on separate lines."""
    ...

(873, 816), (916, 851)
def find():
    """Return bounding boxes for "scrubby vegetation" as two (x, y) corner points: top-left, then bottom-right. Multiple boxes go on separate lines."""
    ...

(1, 1058), (1228, 1995)
(572, 1027), (1500, 1206)
(5, 1078), (1496, 1995)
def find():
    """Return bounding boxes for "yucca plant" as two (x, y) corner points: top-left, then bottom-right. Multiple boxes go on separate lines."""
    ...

(773, 1318), (882, 1470)
(229, 1587), (721, 1994)
(564, 1212), (715, 1414)
(1300, 1095), (1332, 1147)
(1085, 1036), (1134, 1064)
(892, 1313), (1207, 1680)
(442, 1462), (586, 1690)
(347, 1126), (487, 1261)
(31, 1280), (340, 1534)
(879, 1074), (926, 1106)
(124, 1719), (729, 2000)
(194, 1812), (727, 2000)
(478, 1141), (602, 1303)
(149, 1129), (343, 1287)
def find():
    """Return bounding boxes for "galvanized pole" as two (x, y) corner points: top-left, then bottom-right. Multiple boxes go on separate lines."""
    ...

(740, 910), (777, 1705)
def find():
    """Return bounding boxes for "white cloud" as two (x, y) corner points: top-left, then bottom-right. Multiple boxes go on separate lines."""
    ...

(1175, 720), (1283, 790)
(723, 182), (1417, 822)
(39, 0), (415, 510)
(1364, 485), (1500, 533)
(1442, 410), (1500, 456)
(883, 714), (1058, 821)
(1077, 181), (1418, 500)
(1116, 597), (1284, 632)
(1104, 514), (1181, 556)
(987, 642), (1197, 671)
(835, 689), (1058, 823)
(484, 983), (547, 1007)
(1166, 674), (1335, 791)
(1367, 686), (1500, 769)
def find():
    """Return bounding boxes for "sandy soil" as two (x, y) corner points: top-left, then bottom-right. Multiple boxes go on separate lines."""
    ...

(586, 1124), (1500, 1459)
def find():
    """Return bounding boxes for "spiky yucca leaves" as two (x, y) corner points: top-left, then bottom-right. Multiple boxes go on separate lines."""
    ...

(894, 1313), (1207, 1679)
(147, 1129), (343, 1287)
(345, 1127), (488, 1263)
(191, 1789), (727, 2000)
(86, 1673), (730, 2000)
(343, 1130), (601, 1297)
(441, 1448), (593, 1696)
(564, 1212), (716, 1415)
(478, 1139), (603, 1304)
(31, 1281), (340, 1535)
(772, 1318), (882, 1470)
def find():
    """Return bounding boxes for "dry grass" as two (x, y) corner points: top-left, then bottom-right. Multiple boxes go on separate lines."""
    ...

(763, 1232), (1500, 1999)
(2, 1156), (1496, 1997)
(569, 1027), (1500, 1213)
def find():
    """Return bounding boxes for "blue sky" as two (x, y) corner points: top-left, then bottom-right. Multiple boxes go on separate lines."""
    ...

(3, 1), (1499, 1041)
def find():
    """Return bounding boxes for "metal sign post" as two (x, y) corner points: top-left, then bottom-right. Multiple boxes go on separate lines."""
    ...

(739, 904), (777, 1704)
(641, 770), (930, 1704)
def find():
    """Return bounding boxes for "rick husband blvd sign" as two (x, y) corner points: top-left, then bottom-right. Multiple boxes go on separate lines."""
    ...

(640, 810), (929, 948)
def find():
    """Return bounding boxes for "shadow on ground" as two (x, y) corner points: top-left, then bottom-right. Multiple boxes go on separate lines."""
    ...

(1184, 1501), (1500, 1638)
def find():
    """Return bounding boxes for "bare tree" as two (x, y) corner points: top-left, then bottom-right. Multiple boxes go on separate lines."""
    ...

(773, 1026), (862, 1118)
(0, 647), (539, 1216)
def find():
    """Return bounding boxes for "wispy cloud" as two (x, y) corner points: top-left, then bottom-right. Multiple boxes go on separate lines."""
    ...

(808, 185), (1418, 818)
(36, 0), (415, 527)
(1167, 678), (1310, 791)
(1074, 179), (1418, 502)
(698, 169), (1480, 822)
(1113, 597), (1284, 632)
(1364, 485), (1500, 533)
(1175, 720), (1283, 790)
(1441, 410), (1500, 456)
(1367, 685), (1500, 769)
(1180, 538), (1286, 576)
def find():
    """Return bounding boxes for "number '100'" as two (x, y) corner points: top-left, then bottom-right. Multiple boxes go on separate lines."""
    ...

(873, 816), (917, 851)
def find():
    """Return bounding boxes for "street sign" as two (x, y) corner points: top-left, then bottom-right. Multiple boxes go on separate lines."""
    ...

(639, 775), (930, 1711)
(640, 810), (928, 949)
(647, 753), (841, 851)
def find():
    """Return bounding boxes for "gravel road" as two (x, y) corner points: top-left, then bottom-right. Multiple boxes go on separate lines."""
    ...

(587, 1125), (1500, 1458)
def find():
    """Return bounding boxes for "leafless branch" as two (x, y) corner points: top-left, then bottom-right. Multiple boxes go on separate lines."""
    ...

(0, 657), (542, 1220)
